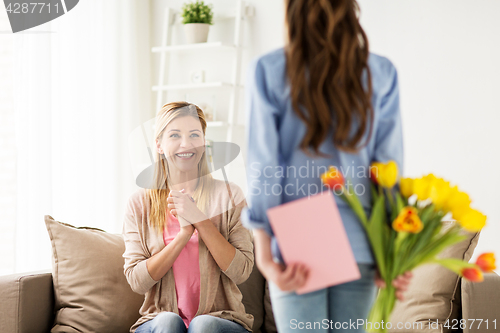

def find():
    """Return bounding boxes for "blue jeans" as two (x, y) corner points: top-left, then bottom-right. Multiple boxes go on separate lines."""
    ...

(268, 263), (378, 333)
(135, 312), (249, 333)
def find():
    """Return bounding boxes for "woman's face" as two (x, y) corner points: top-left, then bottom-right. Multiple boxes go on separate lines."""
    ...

(156, 115), (205, 173)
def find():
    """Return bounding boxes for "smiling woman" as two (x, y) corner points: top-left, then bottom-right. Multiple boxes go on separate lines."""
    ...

(122, 102), (254, 333)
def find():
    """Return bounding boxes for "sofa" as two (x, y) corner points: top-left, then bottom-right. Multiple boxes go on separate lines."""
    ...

(0, 217), (499, 333)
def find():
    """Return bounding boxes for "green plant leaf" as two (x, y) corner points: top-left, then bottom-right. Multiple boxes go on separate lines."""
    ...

(181, 1), (214, 24)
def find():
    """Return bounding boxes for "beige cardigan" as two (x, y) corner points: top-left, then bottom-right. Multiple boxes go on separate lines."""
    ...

(122, 179), (255, 332)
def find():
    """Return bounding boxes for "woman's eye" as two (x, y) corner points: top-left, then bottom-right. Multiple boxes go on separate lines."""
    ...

(191, 133), (200, 137)
(170, 133), (179, 138)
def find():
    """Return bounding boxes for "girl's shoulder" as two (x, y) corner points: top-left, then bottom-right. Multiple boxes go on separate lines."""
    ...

(253, 47), (286, 66)
(367, 52), (399, 94)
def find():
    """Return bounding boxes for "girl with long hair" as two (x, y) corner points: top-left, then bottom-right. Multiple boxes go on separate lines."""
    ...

(242, 1), (412, 332)
(122, 102), (254, 333)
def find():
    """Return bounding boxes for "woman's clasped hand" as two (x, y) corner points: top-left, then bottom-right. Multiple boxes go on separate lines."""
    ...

(167, 189), (207, 226)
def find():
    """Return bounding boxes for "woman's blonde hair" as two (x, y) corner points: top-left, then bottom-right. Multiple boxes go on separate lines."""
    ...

(145, 102), (214, 236)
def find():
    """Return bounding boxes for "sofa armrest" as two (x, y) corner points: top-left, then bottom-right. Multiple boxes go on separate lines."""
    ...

(461, 272), (500, 333)
(0, 269), (55, 333)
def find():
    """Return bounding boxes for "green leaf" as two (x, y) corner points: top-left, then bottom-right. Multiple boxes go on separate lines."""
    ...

(370, 183), (379, 203)
(430, 258), (477, 275)
(395, 192), (405, 212)
(406, 212), (442, 261)
(419, 203), (436, 222)
(343, 180), (368, 228)
(403, 230), (466, 271)
(367, 195), (389, 278)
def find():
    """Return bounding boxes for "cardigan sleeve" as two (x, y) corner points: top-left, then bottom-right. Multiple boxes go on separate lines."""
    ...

(122, 190), (158, 295)
(221, 182), (255, 285)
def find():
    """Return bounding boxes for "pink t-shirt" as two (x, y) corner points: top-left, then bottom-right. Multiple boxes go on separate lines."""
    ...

(163, 211), (200, 328)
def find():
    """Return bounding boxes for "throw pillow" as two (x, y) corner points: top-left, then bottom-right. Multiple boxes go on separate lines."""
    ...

(45, 215), (144, 333)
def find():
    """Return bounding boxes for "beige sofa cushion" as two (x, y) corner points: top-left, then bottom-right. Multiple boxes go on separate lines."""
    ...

(45, 215), (144, 333)
(388, 221), (480, 333)
(0, 270), (54, 333)
(235, 239), (278, 333)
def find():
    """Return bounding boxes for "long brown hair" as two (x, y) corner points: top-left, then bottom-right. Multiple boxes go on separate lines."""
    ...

(285, 0), (374, 156)
(146, 102), (214, 236)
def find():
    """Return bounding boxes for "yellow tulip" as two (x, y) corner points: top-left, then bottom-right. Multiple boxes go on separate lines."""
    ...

(392, 206), (423, 233)
(429, 178), (452, 211)
(446, 187), (472, 219)
(413, 174), (437, 201)
(457, 208), (486, 232)
(370, 161), (398, 188)
(400, 178), (414, 198)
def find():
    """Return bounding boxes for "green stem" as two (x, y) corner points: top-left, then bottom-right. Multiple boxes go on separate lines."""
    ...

(386, 188), (394, 210)
(367, 285), (396, 333)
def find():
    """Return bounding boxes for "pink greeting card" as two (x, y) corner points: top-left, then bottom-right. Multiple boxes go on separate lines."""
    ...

(267, 191), (361, 294)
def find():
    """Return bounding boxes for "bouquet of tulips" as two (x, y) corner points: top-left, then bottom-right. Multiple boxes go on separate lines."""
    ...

(320, 161), (496, 333)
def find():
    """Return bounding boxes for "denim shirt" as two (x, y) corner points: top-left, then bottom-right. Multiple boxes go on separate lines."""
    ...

(240, 47), (404, 265)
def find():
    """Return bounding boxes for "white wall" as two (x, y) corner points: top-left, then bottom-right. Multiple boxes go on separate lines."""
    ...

(149, 0), (499, 267)
(357, 0), (500, 265)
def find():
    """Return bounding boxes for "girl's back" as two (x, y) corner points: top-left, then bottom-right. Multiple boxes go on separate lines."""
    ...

(243, 47), (403, 265)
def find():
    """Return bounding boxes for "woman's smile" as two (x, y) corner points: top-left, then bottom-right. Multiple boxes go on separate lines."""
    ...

(175, 151), (196, 159)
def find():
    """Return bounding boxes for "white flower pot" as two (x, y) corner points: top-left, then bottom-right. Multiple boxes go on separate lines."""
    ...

(184, 23), (210, 44)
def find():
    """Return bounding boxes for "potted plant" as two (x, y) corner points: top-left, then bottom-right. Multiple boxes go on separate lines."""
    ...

(181, 1), (214, 44)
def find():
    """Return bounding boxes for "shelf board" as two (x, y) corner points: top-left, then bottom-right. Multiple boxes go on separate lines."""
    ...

(152, 42), (236, 53)
(152, 82), (240, 91)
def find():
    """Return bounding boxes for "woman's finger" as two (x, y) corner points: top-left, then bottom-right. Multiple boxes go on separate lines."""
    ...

(169, 190), (182, 198)
(169, 197), (181, 205)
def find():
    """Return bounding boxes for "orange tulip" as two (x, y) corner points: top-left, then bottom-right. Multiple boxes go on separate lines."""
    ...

(321, 166), (345, 190)
(475, 253), (496, 273)
(462, 267), (484, 282)
(392, 207), (423, 233)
